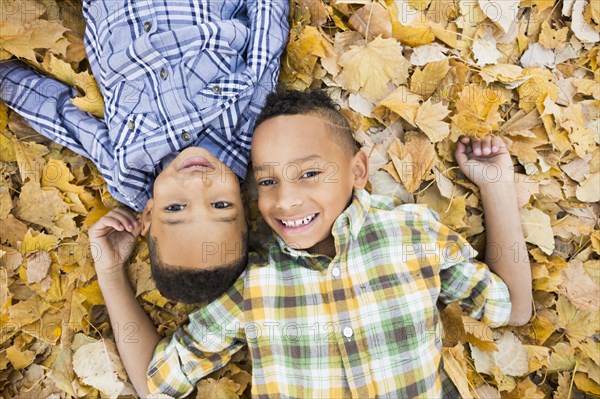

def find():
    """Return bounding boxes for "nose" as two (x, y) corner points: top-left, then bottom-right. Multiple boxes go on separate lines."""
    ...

(275, 182), (302, 210)
(177, 171), (214, 188)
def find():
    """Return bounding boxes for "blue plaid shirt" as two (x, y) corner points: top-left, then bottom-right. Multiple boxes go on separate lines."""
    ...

(0, 0), (289, 211)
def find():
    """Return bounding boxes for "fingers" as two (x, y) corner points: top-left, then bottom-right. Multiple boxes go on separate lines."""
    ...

(95, 208), (139, 232)
(110, 208), (139, 231)
(460, 136), (503, 157)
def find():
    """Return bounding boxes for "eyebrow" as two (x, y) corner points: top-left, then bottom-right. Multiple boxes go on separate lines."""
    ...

(254, 154), (322, 172)
(160, 215), (238, 225)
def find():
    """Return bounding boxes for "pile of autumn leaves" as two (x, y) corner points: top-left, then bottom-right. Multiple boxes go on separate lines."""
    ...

(1, 0), (599, 397)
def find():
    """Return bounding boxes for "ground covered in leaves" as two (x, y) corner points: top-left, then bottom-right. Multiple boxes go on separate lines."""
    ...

(0, 0), (599, 397)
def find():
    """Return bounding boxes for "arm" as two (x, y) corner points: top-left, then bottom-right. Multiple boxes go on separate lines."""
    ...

(0, 60), (111, 166)
(88, 209), (160, 397)
(455, 136), (532, 326)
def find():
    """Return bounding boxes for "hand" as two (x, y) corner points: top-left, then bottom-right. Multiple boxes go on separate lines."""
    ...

(454, 136), (514, 187)
(89, 208), (141, 276)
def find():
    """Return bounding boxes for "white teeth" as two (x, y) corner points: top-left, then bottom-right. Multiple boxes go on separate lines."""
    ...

(281, 214), (316, 227)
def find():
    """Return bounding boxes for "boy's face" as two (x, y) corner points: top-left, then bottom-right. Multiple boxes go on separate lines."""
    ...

(142, 147), (247, 269)
(252, 114), (368, 257)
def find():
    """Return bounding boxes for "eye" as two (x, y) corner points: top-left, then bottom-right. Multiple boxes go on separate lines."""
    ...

(165, 204), (186, 212)
(258, 179), (276, 187)
(302, 170), (321, 179)
(212, 201), (232, 209)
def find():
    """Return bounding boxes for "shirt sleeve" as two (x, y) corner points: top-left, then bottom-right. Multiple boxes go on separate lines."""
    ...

(147, 273), (247, 398)
(424, 208), (512, 328)
(0, 60), (112, 168)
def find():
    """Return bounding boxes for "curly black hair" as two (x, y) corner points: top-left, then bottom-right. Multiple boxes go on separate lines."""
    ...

(148, 235), (247, 304)
(255, 90), (357, 155)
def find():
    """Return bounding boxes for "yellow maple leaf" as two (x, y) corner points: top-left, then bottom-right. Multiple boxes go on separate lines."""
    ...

(556, 295), (600, 342)
(410, 58), (450, 98)
(387, 133), (436, 192)
(42, 54), (104, 118)
(415, 98), (450, 143)
(451, 84), (506, 139)
(539, 21), (569, 49)
(519, 67), (559, 113)
(0, 19), (68, 64)
(336, 36), (409, 102)
(12, 138), (49, 183)
(388, 2), (435, 46)
(377, 86), (422, 126)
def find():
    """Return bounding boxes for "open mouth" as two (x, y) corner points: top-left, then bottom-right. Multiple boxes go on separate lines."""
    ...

(277, 213), (319, 233)
(177, 156), (215, 172)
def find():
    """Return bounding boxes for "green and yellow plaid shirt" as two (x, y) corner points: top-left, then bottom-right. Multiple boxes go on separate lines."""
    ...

(148, 189), (511, 398)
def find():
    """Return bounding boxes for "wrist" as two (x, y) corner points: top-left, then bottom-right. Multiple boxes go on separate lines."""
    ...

(95, 264), (127, 282)
(478, 181), (516, 195)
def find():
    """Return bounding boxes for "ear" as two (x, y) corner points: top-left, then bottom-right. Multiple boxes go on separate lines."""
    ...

(140, 199), (153, 237)
(351, 150), (369, 190)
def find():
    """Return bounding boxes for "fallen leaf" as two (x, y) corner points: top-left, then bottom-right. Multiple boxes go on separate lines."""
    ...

(471, 331), (529, 377)
(548, 342), (576, 372)
(195, 378), (240, 399)
(410, 58), (450, 98)
(25, 250), (51, 284)
(409, 43), (448, 66)
(520, 43), (556, 68)
(539, 21), (569, 49)
(15, 181), (69, 232)
(348, 2), (392, 40)
(575, 172), (600, 202)
(337, 36), (409, 102)
(557, 260), (600, 311)
(556, 295), (600, 342)
(377, 86), (422, 126)
(441, 344), (473, 398)
(570, 0), (600, 43)
(12, 138), (49, 183)
(414, 98), (450, 142)
(72, 339), (135, 397)
(478, 0), (519, 33)
(0, 19), (68, 64)
(519, 207), (555, 255)
(6, 346), (36, 370)
(387, 133), (436, 192)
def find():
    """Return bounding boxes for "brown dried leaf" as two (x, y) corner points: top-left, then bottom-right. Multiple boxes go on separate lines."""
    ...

(25, 250), (51, 284)
(72, 339), (135, 397)
(15, 181), (69, 231)
(195, 378), (240, 399)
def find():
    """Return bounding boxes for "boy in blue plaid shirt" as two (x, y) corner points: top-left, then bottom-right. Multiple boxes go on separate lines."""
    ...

(90, 90), (532, 397)
(0, 0), (289, 303)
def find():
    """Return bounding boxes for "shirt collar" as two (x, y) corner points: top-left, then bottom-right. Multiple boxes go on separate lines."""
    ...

(275, 189), (371, 264)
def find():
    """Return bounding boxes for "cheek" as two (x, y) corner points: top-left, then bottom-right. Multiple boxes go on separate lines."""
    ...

(257, 195), (271, 220)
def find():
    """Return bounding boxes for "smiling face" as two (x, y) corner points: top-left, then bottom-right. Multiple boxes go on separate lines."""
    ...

(252, 114), (368, 257)
(141, 146), (247, 270)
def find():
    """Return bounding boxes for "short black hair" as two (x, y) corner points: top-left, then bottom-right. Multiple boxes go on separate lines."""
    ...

(255, 90), (357, 155)
(147, 235), (248, 304)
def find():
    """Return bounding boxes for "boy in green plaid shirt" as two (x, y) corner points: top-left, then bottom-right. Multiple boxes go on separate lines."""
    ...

(90, 90), (532, 397)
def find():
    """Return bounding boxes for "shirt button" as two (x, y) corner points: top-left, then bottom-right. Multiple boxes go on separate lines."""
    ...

(182, 131), (192, 141)
(211, 85), (221, 94)
(127, 120), (135, 130)
(143, 21), (152, 32)
(343, 327), (353, 338)
(160, 68), (168, 80)
(331, 267), (341, 278)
